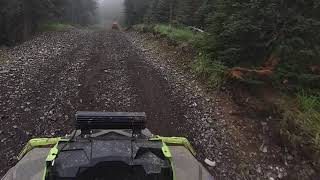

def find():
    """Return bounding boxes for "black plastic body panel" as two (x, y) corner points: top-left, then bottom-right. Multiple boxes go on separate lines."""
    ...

(47, 137), (172, 180)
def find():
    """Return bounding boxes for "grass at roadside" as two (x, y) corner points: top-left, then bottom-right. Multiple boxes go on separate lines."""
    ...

(193, 54), (226, 89)
(151, 25), (228, 88)
(281, 92), (320, 160)
(38, 22), (74, 32)
(154, 24), (195, 45)
(133, 24), (226, 88)
(133, 24), (205, 47)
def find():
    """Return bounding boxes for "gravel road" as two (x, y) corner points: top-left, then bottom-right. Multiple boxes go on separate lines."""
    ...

(0, 29), (317, 179)
(0, 29), (188, 177)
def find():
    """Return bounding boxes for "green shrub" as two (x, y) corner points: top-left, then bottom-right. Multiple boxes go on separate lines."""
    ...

(144, 24), (224, 88)
(153, 24), (201, 46)
(38, 22), (74, 32)
(132, 24), (154, 33)
(150, 24), (224, 88)
(205, 0), (320, 92)
(147, 24), (207, 49)
(297, 91), (320, 112)
(133, 24), (146, 32)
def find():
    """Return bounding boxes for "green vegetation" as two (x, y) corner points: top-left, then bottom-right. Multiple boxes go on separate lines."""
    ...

(125, 0), (320, 165)
(298, 91), (320, 112)
(125, 0), (320, 91)
(281, 92), (320, 159)
(154, 25), (194, 45)
(38, 22), (74, 32)
(133, 24), (205, 47)
(134, 24), (226, 89)
(193, 54), (226, 89)
(133, 24), (224, 88)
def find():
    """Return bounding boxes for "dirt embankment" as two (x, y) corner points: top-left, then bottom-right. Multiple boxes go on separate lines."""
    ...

(0, 29), (317, 179)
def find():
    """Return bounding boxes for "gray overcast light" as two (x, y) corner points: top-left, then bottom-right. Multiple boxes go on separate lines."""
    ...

(97, 0), (125, 27)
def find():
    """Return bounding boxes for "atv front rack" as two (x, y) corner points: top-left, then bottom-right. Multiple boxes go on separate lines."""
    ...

(76, 111), (146, 131)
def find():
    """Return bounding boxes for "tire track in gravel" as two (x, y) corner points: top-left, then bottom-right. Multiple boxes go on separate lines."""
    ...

(77, 30), (187, 136)
(78, 31), (137, 112)
(117, 31), (187, 136)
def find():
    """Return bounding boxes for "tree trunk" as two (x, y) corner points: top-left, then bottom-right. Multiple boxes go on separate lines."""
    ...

(169, 0), (173, 27)
(23, 0), (32, 41)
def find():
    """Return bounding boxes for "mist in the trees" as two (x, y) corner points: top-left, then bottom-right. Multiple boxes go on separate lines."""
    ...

(0, 0), (98, 45)
(97, 0), (125, 27)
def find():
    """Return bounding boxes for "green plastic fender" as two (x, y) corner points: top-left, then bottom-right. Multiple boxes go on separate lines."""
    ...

(43, 139), (69, 180)
(150, 136), (196, 156)
(17, 138), (69, 180)
(17, 138), (63, 160)
(150, 136), (197, 180)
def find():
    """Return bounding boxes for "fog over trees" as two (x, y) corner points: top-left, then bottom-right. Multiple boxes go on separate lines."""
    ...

(0, 0), (98, 45)
(0, 0), (128, 44)
(97, 0), (125, 27)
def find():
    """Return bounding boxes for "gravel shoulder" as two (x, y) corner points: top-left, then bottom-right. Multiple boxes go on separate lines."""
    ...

(0, 29), (316, 179)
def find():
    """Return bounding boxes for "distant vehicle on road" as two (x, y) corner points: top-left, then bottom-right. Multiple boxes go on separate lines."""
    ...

(112, 22), (120, 30)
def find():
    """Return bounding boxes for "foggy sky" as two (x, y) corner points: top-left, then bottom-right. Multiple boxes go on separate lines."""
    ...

(97, 0), (125, 27)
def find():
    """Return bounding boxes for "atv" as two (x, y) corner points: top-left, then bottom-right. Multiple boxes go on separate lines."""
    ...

(112, 22), (120, 30)
(1, 112), (214, 180)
